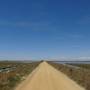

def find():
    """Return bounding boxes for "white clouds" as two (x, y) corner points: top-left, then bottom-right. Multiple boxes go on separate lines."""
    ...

(69, 33), (83, 38)
(76, 57), (90, 60)
(78, 15), (90, 25)
(0, 21), (31, 27)
(0, 20), (60, 32)
(0, 21), (51, 28)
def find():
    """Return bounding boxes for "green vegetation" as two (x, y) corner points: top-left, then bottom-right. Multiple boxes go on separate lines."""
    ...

(0, 61), (40, 90)
(48, 62), (90, 90)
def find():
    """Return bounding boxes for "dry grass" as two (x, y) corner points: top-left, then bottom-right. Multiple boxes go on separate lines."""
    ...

(70, 64), (90, 69)
(0, 61), (40, 90)
(48, 62), (90, 90)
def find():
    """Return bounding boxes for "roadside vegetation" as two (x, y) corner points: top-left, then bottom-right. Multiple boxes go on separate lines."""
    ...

(48, 62), (90, 90)
(69, 64), (90, 69)
(0, 61), (40, 90)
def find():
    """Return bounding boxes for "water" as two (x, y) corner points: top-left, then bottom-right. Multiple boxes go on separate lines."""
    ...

(52, 61), (90, 64)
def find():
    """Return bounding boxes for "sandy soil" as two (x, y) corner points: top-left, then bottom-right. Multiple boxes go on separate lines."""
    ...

(15, 62), (85, 90)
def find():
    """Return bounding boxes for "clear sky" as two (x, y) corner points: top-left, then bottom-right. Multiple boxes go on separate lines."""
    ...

(0, 0), (90, 60)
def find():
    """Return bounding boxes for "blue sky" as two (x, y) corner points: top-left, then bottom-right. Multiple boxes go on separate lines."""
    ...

(0, 0), (90, 60)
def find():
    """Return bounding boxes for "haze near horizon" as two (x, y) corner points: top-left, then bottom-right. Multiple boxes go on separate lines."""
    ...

(0, 0), (90, 60)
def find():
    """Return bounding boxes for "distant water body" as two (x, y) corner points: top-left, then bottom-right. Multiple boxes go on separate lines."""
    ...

(53, 61), (90, 64)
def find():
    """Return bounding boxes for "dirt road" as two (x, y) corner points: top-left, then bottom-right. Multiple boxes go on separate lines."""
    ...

(15, 62), (85, 90)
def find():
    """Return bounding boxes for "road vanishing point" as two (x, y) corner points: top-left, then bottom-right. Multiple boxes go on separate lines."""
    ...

(15, 62), (85, 90)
